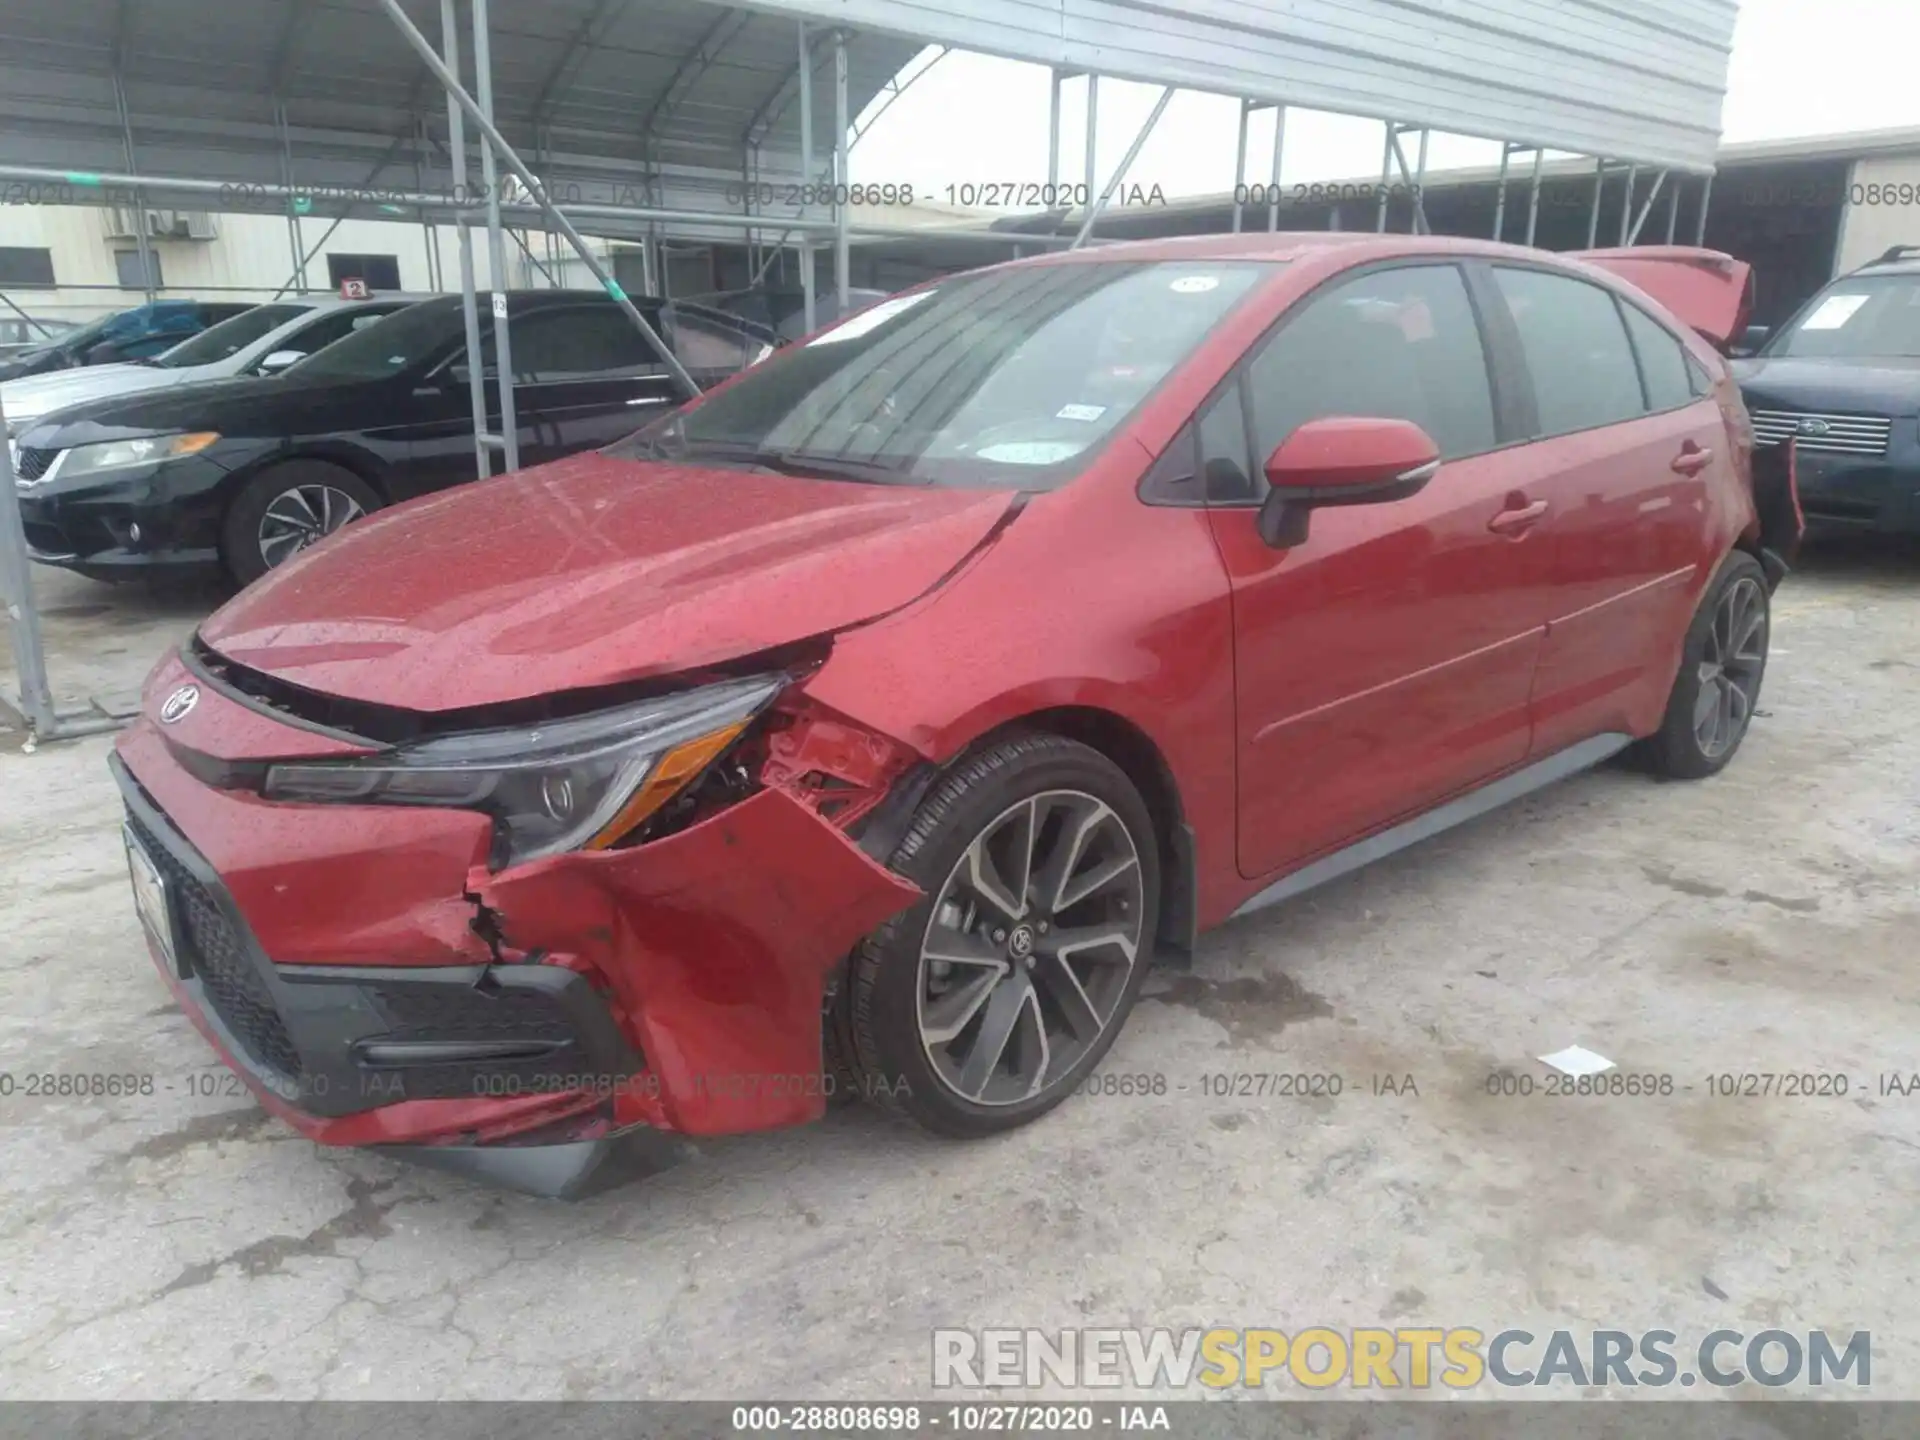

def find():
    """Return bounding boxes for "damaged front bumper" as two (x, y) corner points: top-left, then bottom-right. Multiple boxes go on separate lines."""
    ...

(113, 679), (922, 1197)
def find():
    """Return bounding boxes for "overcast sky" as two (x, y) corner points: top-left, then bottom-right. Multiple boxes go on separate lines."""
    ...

(847, 0), (1920, 203)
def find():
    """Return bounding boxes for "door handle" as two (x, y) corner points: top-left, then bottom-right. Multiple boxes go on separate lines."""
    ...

(1488, 499), (1549, 534)
(1671, 443), (1714, 476)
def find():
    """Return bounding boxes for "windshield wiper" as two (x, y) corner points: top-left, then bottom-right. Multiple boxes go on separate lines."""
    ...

(673, 441), (915, 485)
(761, 449), (915, 485)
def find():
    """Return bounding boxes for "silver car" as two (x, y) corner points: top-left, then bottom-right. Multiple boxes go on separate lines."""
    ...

(0, 293), (435, 436)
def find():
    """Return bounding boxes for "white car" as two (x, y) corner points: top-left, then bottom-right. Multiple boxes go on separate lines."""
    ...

(0, 293), (433, 436)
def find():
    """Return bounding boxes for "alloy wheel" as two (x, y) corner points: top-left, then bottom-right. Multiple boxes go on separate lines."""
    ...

(1694, 575), (1767, 759)
(257, 484), (365, 570)
(916, 789), (1144, 1106)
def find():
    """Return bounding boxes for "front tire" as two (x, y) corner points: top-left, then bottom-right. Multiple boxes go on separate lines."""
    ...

(221, 461), (381, 586)
(844, 734), (1160, 1138)
(1642, 550), (1770, 779)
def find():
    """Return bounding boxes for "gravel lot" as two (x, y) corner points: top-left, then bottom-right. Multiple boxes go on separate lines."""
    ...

(2, 545), (1917, 1401)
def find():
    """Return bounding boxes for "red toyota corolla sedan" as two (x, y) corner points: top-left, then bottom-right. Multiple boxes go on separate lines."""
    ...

(113, 234), (1801, 1195)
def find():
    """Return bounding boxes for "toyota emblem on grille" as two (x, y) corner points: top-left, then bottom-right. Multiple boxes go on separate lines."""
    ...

(159, 685), (199, 725)
(1797, 418), (1832, 437)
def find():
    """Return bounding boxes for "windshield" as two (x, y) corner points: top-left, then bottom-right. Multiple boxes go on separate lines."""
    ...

(1768, 274), (1920, 359)
(290, 299), (453, 381)
(18, 311), (115, 360)
(152, 304), (310, 368)
(611, 261), (1269, 489)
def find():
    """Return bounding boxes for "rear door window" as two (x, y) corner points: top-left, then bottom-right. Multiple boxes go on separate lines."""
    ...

(287, 303), (409, 358)
(1492, 266), (1645, 436)
(484, 305), (668, 382)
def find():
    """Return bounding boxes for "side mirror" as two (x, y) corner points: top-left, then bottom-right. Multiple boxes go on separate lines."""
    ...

(257, 349), (305, 375)
(1255, 416), (1442, 549)
(1731, 324), (1771, 359)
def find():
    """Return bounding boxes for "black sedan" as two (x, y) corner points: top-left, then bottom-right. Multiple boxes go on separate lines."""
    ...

(12, 291), (774, 585)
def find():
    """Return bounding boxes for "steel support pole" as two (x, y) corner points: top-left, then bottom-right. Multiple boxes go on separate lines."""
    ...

(798, 19), (816, 332)
(1413, 128), (1430, 234)
(1587, 158), (1606, 248)
(1619, 163), (1637, 246)
(472, 0), (520, 472)
(0, 156), (822, 235)
(1525, 148), (1544, 247)
(275, 102), (308, 293)
(1695, 172), (1714, 246)
(1387, 128), (1429, 235)
(1047, 70), (1062, 192)
(416, 113), (440, 293)
(439, 0), (492, 481)
(1231, 99), (1250, 233)
(1493, 144), (1513, 241)
(273, 213), (350, 298)
(1070, 86), (1172, 249)
(379, 0), (699, 400)
(1268, 105), (1285, 232)
(112, 74), (157, 301)
(1375, 123), (1395, 232)
(1665, 174), (1682, 244)
(0, 291), (55, 337)
(1627, 169), (1667, 246)
(1083, 76), (1099, 205)
(0, 385), (55, 739)
(742, 143), (756, 280)
(833, 31), (850, 309)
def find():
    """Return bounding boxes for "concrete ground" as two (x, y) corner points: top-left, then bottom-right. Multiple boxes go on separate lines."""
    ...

(1, 547), (1918, 1402)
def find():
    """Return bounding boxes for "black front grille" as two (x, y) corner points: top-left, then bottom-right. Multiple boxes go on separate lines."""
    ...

(127, 811), (302, 1081)
(370, 983), (578, 1046)
(13, 446), (57, 482)
(365, 981), (587, 1101)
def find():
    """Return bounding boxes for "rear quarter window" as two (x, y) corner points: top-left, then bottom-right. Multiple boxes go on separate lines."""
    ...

(1619, 302), (1697, 412)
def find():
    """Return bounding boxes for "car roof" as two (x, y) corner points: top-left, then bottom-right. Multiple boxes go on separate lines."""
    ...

(399, 288), (774, 338)
(1005, 231), (1615, 269)
(272, 292), (444, 312)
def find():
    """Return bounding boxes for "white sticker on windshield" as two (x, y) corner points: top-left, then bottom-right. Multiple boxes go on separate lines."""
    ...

(806, 291), (934, 345)
(1170, 276), (1220, 294)
(1056, 403), (1107, 422)
(977, 441), (1087, 465)
(1800, 293), (1870, 331)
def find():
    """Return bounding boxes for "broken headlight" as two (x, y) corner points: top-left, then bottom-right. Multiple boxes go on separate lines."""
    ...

(261, 675), (783, 866)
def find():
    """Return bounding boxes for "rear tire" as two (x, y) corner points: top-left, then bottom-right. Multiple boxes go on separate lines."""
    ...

(1641, 550), (1770, 779)
(843, 733), (1160, 1138)
(221, 461), (381, 587)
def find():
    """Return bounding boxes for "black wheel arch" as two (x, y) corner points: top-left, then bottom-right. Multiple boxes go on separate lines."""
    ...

(854, 705), (1198, 963)
(220, 442), (396, 508)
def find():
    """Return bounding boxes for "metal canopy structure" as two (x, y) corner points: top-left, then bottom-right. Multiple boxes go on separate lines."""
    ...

(0, 0), (920, 210)
(0, 0), (1741, 741)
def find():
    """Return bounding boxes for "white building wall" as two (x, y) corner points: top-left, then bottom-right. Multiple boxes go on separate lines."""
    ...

(0, 206), (607, 324)
(1833, 152), (1920, 274)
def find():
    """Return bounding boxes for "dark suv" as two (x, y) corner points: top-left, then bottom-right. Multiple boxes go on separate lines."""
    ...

(13, 291), (774, 585)
(1733, 244), (1920, 536)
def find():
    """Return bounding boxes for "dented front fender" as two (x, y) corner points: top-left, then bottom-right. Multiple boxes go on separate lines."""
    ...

(471, 787), (923, 1135)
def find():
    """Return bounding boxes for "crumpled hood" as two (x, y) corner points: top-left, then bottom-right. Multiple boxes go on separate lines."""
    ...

(199, 449), (1020, 713)
(2, 362), (177, 428)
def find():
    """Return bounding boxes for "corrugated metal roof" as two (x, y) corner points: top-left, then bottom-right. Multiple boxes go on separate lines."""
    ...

(0, 0), (921, 212)
(0, 0), (1736, 232)
(748, 0), (1738, 171)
